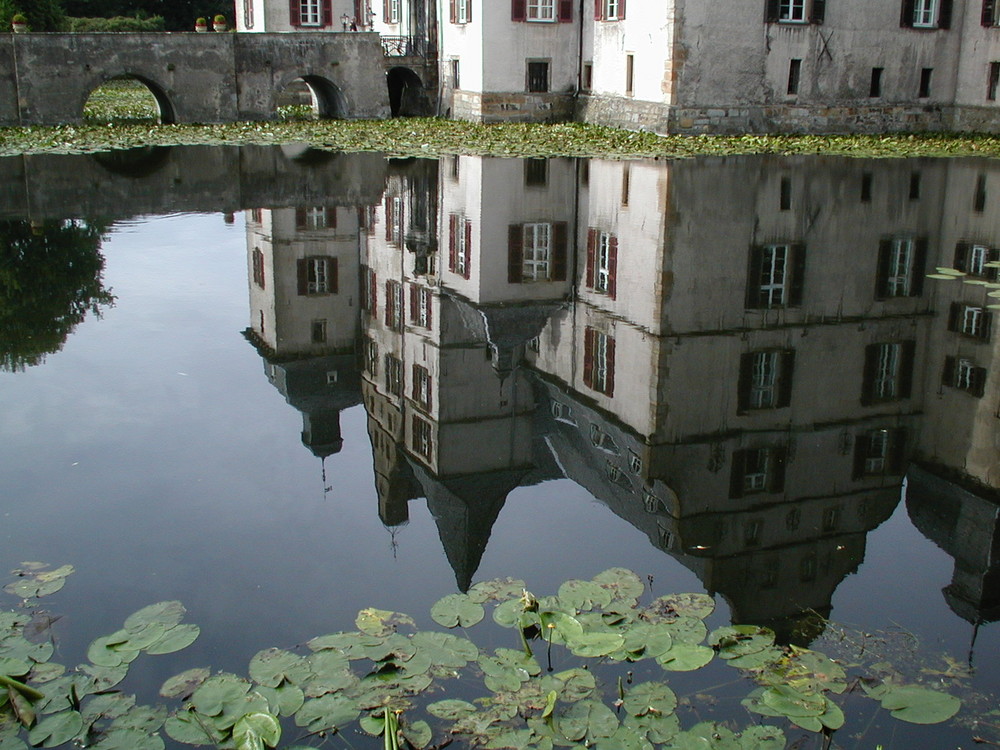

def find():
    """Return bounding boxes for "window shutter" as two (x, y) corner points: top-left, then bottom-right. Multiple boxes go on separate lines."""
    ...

(765, 0), (779, 22)
(875, 239), (892, 299)
(410, 284), (419, 322)
(369, 269), (377, 316)
(424, 288), (432, 328)
(384, 281), (392, 327)
(289, 0), (301, 26)
(450, 0), (457, 22)
(953, 240), (970, 272)
(608, 236), (619, 300)
(911, 237), (928, 296)
(448, 214), (458, 272)
(559, 0), (573, 21)
(586, 228), (597, 288)
(981, 311), (994, 342)
(384, 0), (390, 22)
(512, 0), (526, 21)
(777, 349), (796, 408)
(861, 344), (878, 405)
(295, 208), (307, 229)
(947, 302), (961, 332)
(736, 353), (754, 415)
(972, 367), (988, 397)
(595, 0), (603, 20)
(746, 245), (764, 308)
(330, 257), (339, 293)
(583, 327), (595, 389)
(898, 340), (915, 399)
(942, 355), (956, 387)
(984, 0), (997, 26)
(508, 225), (524, 283)
(605, 335), (616, 396)
(729, 450), (747, 499)
(322, 0), (332, 25)
(619, 0), (626, 18)
(385, 197), (394, 242)
(852, 433), (870, 480)
(789, 243), (807, 307)
(411, 364), (419, 402)
(990, 247), (1000, 281)
(552, 222), (568, 281)
(297, 259), (308, 295)
(463, 220), (472, 280)
(900, 0), (915, 26)
(810, 0), (826, 23)
(938, 0), (952, 27)
(468, 0), (472, 21)
(889, 429), (908, 474)
(769, 447), (787, 493)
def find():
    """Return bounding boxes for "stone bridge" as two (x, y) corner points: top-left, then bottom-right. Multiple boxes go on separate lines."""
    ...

(0, 32), (404, 126)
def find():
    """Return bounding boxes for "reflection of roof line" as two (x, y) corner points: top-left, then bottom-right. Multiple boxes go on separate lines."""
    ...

(242, 328), (355, 364)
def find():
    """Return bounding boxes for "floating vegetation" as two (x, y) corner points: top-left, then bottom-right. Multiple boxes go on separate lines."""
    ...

(3, 118), (1000, 160)
(82, 80), (161, 126)
(0, 564), (978, 750)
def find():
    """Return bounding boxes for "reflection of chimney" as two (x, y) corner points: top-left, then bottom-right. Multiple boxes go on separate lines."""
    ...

(301, 409), (343, 458)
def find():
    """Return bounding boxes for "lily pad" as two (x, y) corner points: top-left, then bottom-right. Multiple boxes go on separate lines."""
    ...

(145, 624), (200, 655)
(249, 649), (311, 688)
(656, 643), (715, 672)
(879, 685), (961, 724)
(647, 593), (716, 621)
(160, 668), (210, 699)
(468, 578), (526, 604)
(559, 700), (619, 742)
(232, 712), (281, 750)
(557, 580), (613, 610)
(426, 699), (477, 720)
(355, 608), (415, 637)
(592, 568), (645, 603)
(430, 594), (485, 629)
(27, 710), (83, 747)
(567, 632), (626, 658)
(539, 611), (584, 644)
(293, 695), (359, 733)
(623, 681), (678, 717)
(124, 602), (186, 633)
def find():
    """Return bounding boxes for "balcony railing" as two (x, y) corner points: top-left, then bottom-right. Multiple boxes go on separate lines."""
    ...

(381, 35), (425, 57)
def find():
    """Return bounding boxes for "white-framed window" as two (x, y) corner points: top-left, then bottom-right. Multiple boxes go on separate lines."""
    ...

(551, 401), (576, 425)
(456, 0), (470, 23)
(874, 343), (901, 400)
(913, 0), (938, 27)
(886, 238), (913, 297)
(308, 258), (329, 294)
(864, 429), (890, 474)
(412, 364), (432, 410)
(522, 223), (551, 281)
(591, 330), (611, 395)
(604, 0), (620, 20)
(527, 0), (556, 21)
(387, 0), (400, 23)
(366, 338), (379, 375)
(412, 415), (433, 460)
(311, 319), (327, 344)
(744, 450), (769, 492)
(589, 423), (620, 454)
(758, 244), (788, 307)
(456, 216), (468, 277)
(778, 0), (806, 22)
(956, 358), (976, 390)
(384, 354), (403, 396)
(750, 351), (779, 409)
(300, 0), (321, 25)
(963, 305), (986, 338)
(243, 0), (254, 28)
(305, 207), (328, 230)
(596, 233), (612, 292)
(970, 243), (989, 276)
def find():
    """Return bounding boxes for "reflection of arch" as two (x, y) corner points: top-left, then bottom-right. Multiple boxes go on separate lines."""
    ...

(277, 75), (347, 119)
(83, 75), (176, 124)
(92, 146), (172, 178)
(387, 67), (426, 117)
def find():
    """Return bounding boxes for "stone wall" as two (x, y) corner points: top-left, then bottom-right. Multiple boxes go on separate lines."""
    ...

(449, 90), (574, 123)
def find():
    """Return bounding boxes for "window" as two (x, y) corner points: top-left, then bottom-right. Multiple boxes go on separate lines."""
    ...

(990, 62), (1000, 101)
(975, 175), (987, 212)
(299, 0), (322, 25)
(551, 401), (576, 425)
(765, 0), (824, 23)
(385, 280), (403, 330)
(365, 338), (379, 375)
(869, 67), (883, 98)
(913, 0), (938, 26)
(583, 327), (616, 397)
(524, 158), (548, 187)
(948, 302), (993, 341)
(861, 341), (915, 405)
(943, 356), (988, 397)
(448, 215), (471, 280)
(527, 0), (555, 21)
(411, 415), (433, 460)
(385, 0), (400, 23)
(621, 165), (631, 206)
(853, 428), (907, 478)
(861, 172), (873, 202)
(902, 0), (952, 27)
(509, 223), (567, 283)
(583, 63), (593, 90)
(876, 237), (926, 299)
(737, 349), (795, 413)
(297, 257), (337, 295)
(780, 177), (792, 210)
(953, 241), (999, 279)
(601, 0), (622, 20)
(743, 519), (763, 547)
(779, 0), (806, 21)
(384, 195), (403, 245)
(412, 364), (432, 411)
(527, 61), (550, 93)
(456, 0), (470, 22)
(586, 229), (618, 298)
(384, 354), (403, 396)
(787, 59), (802, 95)
(629, 450), (642, 473)
(746, 243), (805, 309)
(296, 206), (334, 230)
(360, 266), (377, 315)
(984, 0), (1000, 26)
(522, 223), (551, 280)
(311, 319), (327, 344)
(252, 247), (265, 289)
(918, 68), (933, 98)
(410, 285), (432, 328)
(589, 423), (620, 454)
(243, 0), (254, 28)
(626, 54), (635, 96)
(909, 171), (922, 199)
(451, 58), (460, 88)
(729, 446), (787, 498)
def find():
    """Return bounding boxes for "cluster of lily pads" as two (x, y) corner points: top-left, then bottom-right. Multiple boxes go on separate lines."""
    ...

(927, 261), (1000, 311)
(0, 564), (964, 750)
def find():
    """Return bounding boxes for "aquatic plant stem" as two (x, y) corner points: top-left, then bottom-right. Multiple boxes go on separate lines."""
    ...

(0, 674), (44, 701)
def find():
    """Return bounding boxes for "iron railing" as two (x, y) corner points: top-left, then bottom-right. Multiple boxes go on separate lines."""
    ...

(380, 35), (425, 57)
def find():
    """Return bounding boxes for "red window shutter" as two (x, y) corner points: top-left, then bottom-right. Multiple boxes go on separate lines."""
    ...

(384, 281), (393, 326)
(468, 0), (472, 21)
(327, 207), (337, 228)
(322, 0), (332, 26)
(296, 259), (308, 295)
(450, 0), (457, 22)
(605, 335), (616, 396)
(619, 0), (625, 18)
(384, 0), (390, 21)
(448, 214), (458, 272)
(464, 219), (472, 280)
(295, 208), (307, 229)
(608, 235), (618, 300)
(289, 0), (301, 26)
(583, 327), (595, 389)
(410, 284), (419, 322)
(552, 222), (568, 281)
(508, 225), (524, 283)
(369, 269), (377, 316)
(594, 0), (602, 20)
(385, 198), (394, 242)
(412, 364), (419, 401)
(512, 0), (526, 21)
(424, 289), (432, 328)
(559, 0), (573, 21)
(586, 228), (597, 288)
(330, 257), (339, 294)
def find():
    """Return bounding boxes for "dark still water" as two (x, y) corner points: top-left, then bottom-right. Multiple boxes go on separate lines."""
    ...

(1, 146), (998, 748)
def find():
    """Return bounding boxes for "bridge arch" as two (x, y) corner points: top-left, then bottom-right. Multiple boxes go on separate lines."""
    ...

(81, 74), (176, 124)
(275, 74), (348, 120)
(386, 67), (428, 117)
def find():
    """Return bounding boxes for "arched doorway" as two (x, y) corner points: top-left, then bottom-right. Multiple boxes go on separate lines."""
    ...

(83, 76), (175, 125)
(275, 76), (347, 120)
(387, 67), (428, 117)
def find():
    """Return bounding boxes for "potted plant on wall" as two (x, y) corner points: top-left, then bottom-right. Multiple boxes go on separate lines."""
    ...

(194, 16), (207, 31)
(11, 14), (27, 32)
(212, 14), (226, 31)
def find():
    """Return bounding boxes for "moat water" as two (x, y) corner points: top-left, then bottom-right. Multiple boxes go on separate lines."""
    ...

(0, 145), (998, 748)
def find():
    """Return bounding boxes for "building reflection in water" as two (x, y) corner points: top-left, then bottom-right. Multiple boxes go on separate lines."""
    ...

(242, 153), (1000, 645)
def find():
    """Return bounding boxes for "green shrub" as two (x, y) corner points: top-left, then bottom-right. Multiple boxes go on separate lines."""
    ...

(66, 15), (166, 32)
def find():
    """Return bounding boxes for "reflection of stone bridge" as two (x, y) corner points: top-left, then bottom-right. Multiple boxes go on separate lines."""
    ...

(0, 33), (393, 126)
(0, 145), (387, 219)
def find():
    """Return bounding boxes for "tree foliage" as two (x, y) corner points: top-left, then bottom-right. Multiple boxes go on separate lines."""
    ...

(60, 0), (231, 30)
(0, 219), (114, 372)
(0, 0), (66, 30)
